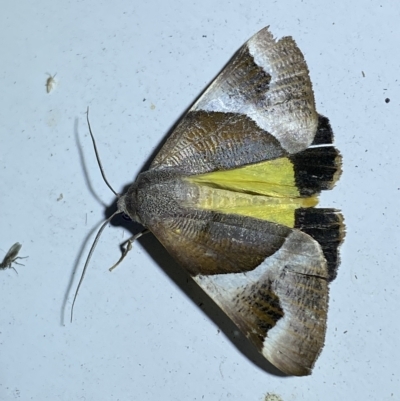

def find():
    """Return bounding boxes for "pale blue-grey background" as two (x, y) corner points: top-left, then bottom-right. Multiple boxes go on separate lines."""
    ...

(1, 1), (399, 400)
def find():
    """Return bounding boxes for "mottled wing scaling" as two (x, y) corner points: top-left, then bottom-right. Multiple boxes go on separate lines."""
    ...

(150, 26), (318, 174)
(149, 209), (336, 376)
(195, 229), (331, 376)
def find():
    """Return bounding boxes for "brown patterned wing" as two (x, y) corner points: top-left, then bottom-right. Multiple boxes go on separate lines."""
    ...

(150, 26), (318, 176)
(148, 209), (331, 376)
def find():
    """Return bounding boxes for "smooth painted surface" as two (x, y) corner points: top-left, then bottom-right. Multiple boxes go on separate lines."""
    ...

(1, 1), (399, 400)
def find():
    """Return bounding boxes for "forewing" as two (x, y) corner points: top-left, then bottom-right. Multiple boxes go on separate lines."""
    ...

(150, 27), (318, 175)
(148, 210), (330, 376)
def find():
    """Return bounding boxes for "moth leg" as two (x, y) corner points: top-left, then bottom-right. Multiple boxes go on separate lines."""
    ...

(109, 230), (150, 272)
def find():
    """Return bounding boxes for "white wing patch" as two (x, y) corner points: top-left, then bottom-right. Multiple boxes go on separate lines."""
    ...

(194, 230), (329, 375)
(192, 27), (318, 154)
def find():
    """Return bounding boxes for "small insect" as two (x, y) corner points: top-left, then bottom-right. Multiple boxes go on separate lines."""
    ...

(0, 243), (27, 274)
(46, 73), (57, 93)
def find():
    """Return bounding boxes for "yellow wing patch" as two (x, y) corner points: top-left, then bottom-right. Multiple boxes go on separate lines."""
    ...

(185, 158), (318, 227)
(188, 158), (299, 197)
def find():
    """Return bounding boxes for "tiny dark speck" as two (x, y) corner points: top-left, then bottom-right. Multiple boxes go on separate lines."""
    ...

(385, 98), (390, 103)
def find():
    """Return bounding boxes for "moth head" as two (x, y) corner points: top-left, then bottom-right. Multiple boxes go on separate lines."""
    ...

(117, 186), (143, 226)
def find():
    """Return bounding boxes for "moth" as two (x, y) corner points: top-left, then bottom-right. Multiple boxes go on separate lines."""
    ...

(76, 26), (344, 376)
(46, 73), (57, 93)
(0, 243), (27, 273)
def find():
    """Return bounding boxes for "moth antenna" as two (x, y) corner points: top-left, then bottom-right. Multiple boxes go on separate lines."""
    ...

(73, 108), (146, 319)
(109, 229), (150, 272)
(86, 107), (119, 197)
(71, 209), (121, 322)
